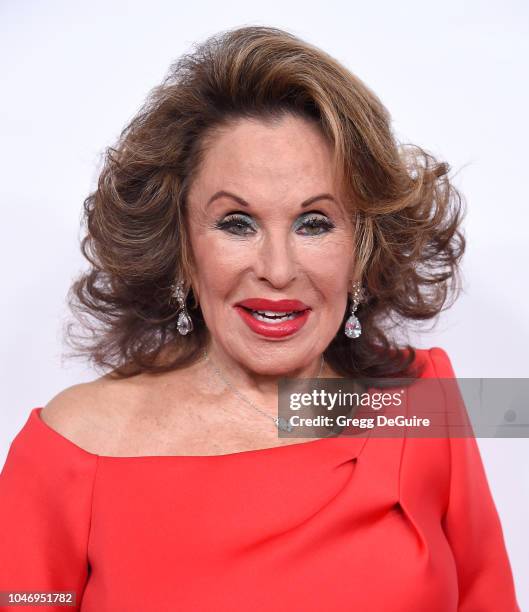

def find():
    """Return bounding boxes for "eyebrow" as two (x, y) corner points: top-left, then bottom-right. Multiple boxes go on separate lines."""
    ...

(206, 190), (337, 209)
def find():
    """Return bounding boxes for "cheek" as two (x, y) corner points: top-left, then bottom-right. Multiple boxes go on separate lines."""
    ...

(299, 241), (353, 289)
(191, 235), (246, 297)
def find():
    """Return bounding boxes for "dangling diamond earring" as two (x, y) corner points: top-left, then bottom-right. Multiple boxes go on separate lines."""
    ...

(344, 281), (363, 339)
(171, 280), (194, 336)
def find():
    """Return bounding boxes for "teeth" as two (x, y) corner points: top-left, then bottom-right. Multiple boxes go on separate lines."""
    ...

(250, 310), (299, 323)
(256, 310), (294, 316)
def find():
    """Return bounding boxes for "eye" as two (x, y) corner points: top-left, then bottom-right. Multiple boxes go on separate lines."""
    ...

(295, 212), (335, 236)
(215, 213), (255, 236)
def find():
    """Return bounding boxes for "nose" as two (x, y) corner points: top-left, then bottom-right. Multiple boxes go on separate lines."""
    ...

(254, 231), (297, 288)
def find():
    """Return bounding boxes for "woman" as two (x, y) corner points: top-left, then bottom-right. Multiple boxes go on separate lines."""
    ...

(0, 25), (519, 611)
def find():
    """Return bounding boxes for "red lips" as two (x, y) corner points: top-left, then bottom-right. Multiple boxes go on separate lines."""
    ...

(233, 298), (311, 338)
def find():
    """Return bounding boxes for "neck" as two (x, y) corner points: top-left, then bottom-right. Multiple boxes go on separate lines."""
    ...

(203, 340), (326, 400)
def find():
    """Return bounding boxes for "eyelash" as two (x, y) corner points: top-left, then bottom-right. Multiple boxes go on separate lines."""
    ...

(215, 212), (335, 236)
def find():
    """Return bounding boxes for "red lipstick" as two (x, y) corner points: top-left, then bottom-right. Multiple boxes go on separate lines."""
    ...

(234, 298), (311, 339)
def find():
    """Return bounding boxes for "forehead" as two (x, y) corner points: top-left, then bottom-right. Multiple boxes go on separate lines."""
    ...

(190, 115), (338, 203)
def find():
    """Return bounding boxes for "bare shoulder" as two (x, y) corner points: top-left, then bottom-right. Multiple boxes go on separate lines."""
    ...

(40, 375), (145, 454)
(41, 380), (94, 428)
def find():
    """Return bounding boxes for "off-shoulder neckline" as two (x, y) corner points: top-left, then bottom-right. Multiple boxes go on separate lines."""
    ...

(24, 348), (443, 461)
(31, 407), (360, 460)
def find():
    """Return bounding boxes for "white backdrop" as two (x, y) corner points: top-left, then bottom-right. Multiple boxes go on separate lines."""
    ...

(1, 0), (528, 606)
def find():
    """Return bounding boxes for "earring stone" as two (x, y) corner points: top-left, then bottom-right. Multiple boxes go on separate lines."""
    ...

(172, 281), (194, 335)
(344, 281), (363, 339)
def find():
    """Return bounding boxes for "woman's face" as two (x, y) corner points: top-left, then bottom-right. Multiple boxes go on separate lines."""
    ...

(186, 114), (356, 375)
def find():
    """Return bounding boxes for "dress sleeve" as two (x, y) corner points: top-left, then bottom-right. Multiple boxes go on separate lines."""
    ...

(0, 410), (97, 611)
(429, 348), (520, 611)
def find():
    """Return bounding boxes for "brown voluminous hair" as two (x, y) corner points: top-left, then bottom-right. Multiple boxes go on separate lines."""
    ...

(63, 25), (466, 379)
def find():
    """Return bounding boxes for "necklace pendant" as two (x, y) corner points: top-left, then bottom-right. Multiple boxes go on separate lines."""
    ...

(275, 416), (293, 433)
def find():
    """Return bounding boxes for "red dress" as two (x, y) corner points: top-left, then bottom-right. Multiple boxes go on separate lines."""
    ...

(0, 347), (520, 611)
